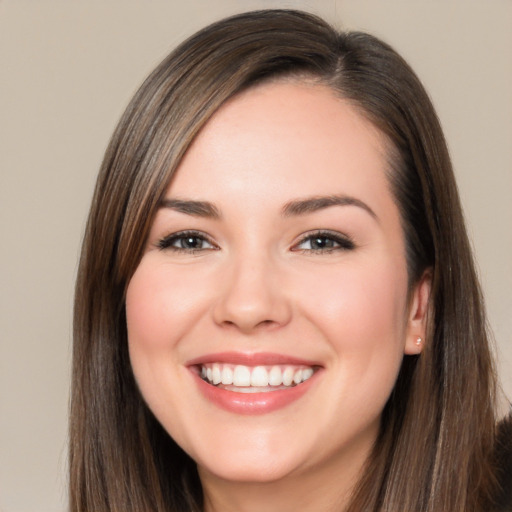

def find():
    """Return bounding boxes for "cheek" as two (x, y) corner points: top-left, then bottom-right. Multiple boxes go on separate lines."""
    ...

(125, 263), (174, 408)
(126, 267), (171, 359)
(124, 259), (209, 418)
(302, 258), (407, 335)
(126, 259), (210, 354)
(125, 259), (211, 440)
(297, 257), (408, 391)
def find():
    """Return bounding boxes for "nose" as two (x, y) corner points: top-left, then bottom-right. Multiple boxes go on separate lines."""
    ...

(212, 252), (292, 333)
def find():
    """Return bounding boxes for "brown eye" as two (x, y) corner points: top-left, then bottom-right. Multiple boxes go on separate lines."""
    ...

(178, 236), (207, 250)
(293, 231), (355, 253)
(158, 231), (216, 252)
(308, 236), (337, 250)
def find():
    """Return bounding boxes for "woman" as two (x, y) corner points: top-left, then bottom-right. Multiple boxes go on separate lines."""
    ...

(70, 9), (511, 512)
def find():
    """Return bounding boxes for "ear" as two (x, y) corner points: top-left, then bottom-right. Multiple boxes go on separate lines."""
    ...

(404, 269), (432, 355)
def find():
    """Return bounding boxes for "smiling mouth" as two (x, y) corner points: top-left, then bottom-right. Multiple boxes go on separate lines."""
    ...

(198, 363), (316, 392)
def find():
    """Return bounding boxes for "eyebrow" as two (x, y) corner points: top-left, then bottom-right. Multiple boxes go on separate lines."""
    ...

(159, 198), (221, 219)
(282, 194), (377, 220)
(159, 194), (377, 221)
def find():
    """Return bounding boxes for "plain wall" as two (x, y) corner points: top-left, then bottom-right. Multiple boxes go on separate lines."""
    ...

(1, 1), (510, 510)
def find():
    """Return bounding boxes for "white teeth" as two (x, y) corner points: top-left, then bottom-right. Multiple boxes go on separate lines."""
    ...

(282, 367), (294, 386)
(221, 365), (233, 385)
(233, 365), (251, 386)
(200, 363), (316, 389)
(251, 366), (269, 387)
(230, 386), (270, 393)
(302, 368), (314, 380)
(212, 364), (222, 385)
(268, 366), (282, 386)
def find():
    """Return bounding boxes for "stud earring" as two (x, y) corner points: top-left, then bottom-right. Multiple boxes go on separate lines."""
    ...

(415, 336), (422, 346)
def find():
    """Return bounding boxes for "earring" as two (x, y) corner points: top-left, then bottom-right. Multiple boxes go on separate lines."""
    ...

(415, 336), (422, 346)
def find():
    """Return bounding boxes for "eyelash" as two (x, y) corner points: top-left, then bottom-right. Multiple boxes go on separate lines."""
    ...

(157, 230), (355, 254)
(157, 230), (217, 253)
(292, 230), (355, 253)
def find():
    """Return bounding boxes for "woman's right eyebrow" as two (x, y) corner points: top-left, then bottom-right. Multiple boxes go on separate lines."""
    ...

(159, 198), (222, 219)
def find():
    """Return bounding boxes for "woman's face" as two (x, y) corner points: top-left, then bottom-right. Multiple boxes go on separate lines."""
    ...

(126, 82), (428, 485)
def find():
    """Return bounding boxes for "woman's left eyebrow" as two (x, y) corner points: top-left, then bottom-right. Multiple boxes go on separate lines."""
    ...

(281, 194), (377, 220)
(159, 198), (221, 219)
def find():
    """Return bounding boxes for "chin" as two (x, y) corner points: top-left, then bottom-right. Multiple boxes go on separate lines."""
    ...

(189, 429), (309, 484)
(198, 454), (298, 484)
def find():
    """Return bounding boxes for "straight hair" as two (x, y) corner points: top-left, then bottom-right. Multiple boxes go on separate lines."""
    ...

(71, 9), (501, 511)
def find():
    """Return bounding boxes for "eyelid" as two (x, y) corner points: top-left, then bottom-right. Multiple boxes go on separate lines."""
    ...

(291, 229), (355, 253)
(157, 230), (218, 252)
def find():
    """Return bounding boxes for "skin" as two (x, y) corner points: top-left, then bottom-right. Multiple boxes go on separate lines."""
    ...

(126, 81), (430, 512)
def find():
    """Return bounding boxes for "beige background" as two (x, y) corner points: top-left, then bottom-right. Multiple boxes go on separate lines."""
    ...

(1, 1), (510, 511)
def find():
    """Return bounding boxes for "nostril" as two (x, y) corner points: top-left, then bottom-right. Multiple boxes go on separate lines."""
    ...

(212, 275), (292, 332)
(257, 319), (276, 328)
(217, 318), (283, 335)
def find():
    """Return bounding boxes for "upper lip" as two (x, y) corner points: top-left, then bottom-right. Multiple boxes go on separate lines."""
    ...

(186, 351), (322, 367)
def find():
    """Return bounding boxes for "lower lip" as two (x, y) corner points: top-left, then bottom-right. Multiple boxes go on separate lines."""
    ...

(193, 371), (319, 415)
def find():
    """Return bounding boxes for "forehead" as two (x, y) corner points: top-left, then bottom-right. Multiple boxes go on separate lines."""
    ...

(168, 81), (391, 212)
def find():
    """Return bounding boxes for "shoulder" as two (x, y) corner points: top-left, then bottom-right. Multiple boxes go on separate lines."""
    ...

(494, 413), (512, 511)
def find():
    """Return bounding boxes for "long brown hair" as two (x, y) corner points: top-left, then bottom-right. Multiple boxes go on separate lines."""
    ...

(71, 9), (500, 511)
